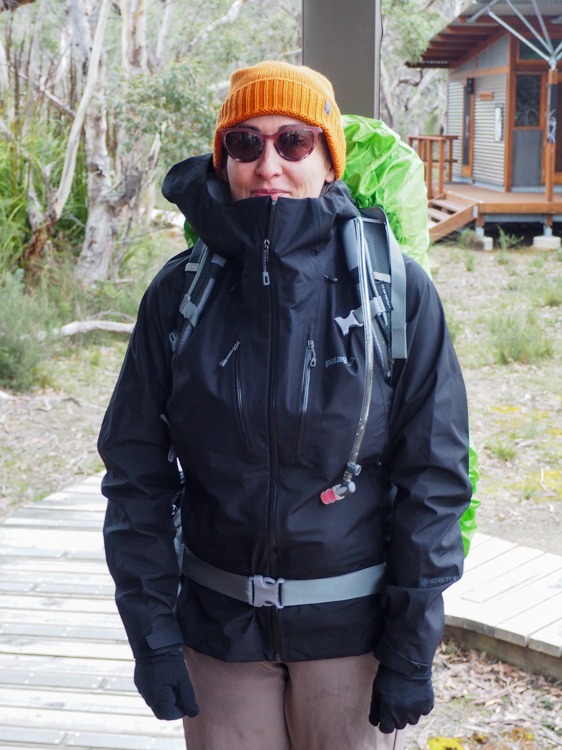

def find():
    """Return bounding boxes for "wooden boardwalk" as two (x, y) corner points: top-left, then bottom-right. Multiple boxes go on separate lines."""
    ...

(0, 475), (561, 749)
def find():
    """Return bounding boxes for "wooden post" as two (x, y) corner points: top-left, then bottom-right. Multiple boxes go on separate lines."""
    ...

(545, 68), (557, 207)
(438, 138), (445, 196)
(427, 139), (434, 199)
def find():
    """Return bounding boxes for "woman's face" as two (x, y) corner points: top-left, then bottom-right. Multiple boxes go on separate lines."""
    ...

(225, 115), (335, 201)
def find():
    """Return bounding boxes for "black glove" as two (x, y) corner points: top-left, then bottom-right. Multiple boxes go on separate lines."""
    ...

(369, 663), (434, 733)
(134, 647), (199, 721)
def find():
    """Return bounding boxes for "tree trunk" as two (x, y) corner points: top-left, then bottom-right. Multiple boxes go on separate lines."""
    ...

(23, 0), (112, 266)
(120, 0), (148, 76)
(76, 54), (118, 285)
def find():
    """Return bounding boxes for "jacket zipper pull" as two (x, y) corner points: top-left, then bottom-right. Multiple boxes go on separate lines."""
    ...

(307, 339), (317, 368)
(262, 239), (271, 286)
(219, 339), (240, 367)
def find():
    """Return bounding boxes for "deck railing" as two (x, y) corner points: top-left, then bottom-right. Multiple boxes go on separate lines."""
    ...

(407, 135), (458, 199)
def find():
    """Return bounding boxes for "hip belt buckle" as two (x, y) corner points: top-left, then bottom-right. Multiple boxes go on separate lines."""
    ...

(251, 575), (285, 608)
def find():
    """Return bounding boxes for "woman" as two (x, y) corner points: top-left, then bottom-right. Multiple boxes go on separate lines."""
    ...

(100, 61), (472, 750)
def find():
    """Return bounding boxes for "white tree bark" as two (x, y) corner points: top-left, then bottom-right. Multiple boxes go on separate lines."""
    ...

(155, 0), (173, 70)
(120, 0), (148, 76)
(24, 0), (112, 263)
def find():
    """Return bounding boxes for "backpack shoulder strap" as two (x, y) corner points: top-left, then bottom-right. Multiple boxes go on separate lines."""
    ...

(359, 207), (407, 377)
(170, 238), (227, 362)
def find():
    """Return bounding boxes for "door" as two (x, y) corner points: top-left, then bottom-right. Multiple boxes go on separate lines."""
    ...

(512, 73), (543, 187)
(461, 78), (474, 178)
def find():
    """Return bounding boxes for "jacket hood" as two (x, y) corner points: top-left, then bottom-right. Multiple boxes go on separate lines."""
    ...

(161, 154), (358, 260)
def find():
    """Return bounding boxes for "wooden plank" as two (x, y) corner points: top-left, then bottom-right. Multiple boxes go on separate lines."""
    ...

(0, 706), (185, 737)
(0, 624), (127, 641)
(0, 559), (112, 574)
(469, 533), (490, 549)
(0, 609), (121, 629)
(528, 619), (562, 658)
(32, 582), (115, 597)
(445, 559), (562, 637)
(65, 731), (185, 750)
(428, 202), (476, 241)
(428, 206), (452, 221)
(29, 500), (107, 511)
(495, 592), (562, 647)
(2, 516), (105, 530)
(0, 653), (133, 676)
(0, 686), (150, 715)
(0, 570), (113, 586)
(0, 559), (111, 576)
(460, 547), (547, 603)
(462, 536), (517, 573)
(0, 669), (105, 690)
(446, 545), (546, 601)
(0, 528), (104, 552)
(12, 509), (105, 522)
(0, 637), (131, 660)
(0, 594), (118, 614)
(0, 687), (152, 716)
(430, 198), (471, 212)
(0, 726), (66, 745)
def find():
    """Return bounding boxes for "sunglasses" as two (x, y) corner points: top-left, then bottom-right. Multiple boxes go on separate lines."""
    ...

(219, 126), (324, 163)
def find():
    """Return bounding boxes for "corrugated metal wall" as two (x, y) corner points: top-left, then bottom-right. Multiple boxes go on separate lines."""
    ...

(472, 73), (507, 186)
(447, 81), (464, 180)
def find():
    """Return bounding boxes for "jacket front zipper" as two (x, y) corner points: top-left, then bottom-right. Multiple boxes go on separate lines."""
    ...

(263, 199), (283, 661)
(295, 333), (316, 453)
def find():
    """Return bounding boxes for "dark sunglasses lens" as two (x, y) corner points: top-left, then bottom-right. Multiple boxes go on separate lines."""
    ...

(277, 130), (316, 160)
(224, 131), (262, 161)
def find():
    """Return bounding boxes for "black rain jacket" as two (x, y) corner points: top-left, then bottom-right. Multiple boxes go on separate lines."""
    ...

(100, 154), (472, 676)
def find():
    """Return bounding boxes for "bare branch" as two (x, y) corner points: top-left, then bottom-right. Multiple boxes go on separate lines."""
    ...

(184, 0), (248, 56)
(9, 65), (75, 116)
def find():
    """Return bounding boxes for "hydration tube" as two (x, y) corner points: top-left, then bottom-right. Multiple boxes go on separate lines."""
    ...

(321, 217), (375, 504)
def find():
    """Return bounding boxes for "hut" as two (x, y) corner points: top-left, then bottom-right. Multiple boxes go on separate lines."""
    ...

(407, 1), (562, 246)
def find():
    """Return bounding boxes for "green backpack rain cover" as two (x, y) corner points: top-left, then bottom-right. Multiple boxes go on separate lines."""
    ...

(183, 115), (480, 556)
(343, 114), (479, 556)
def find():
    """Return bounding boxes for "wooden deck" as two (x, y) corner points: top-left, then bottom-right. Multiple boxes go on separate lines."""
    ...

(0, 475), (561, 748)
(444, 183), (562, 218)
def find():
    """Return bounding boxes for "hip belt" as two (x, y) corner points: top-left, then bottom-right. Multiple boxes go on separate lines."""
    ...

(181, 547), (386, 610)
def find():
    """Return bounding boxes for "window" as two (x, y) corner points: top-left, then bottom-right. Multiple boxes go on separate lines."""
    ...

(515, 75), (541, 127)
(519, 38), (562, 61)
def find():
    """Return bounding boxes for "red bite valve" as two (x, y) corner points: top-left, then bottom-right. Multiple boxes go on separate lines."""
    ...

(320, 482), (355, 505)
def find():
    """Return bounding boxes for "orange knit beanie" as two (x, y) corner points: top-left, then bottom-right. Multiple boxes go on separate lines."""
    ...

(213, 61), (346, 180)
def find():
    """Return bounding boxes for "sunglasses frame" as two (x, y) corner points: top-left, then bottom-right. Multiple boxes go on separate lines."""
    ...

(219, 126), (324, 163)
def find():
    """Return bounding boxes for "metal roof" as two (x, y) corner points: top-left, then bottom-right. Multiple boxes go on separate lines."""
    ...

(410, 0), (562, 68)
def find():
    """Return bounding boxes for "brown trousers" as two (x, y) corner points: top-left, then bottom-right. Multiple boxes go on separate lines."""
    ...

(182, 647), (406, 750)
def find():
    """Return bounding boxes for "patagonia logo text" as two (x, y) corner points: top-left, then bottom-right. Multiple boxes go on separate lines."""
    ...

(325, 356), (355, 369)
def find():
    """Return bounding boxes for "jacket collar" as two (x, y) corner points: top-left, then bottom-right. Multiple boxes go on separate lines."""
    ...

(162, 154), (358, 260)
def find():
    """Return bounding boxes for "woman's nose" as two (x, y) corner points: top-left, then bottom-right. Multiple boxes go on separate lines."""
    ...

(255, 140), (283, 180)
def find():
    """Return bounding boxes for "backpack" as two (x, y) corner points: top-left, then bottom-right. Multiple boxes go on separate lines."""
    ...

(169, 207), (407, 381)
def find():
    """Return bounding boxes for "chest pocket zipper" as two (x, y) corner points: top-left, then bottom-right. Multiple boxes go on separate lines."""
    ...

(220, 338), (253, 455)
(295, 335), (316, 453)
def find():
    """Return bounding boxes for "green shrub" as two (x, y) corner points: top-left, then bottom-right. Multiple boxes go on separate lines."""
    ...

(0, 271), (55, 391)
(489, 310), (554, 365)
(537, 277), (562, 307)
(486, 437), (517, 462)
(463, 251), (475, 272)
(497, 226), (523, 251)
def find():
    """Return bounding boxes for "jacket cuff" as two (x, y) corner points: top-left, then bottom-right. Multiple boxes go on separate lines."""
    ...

(374, 635), (432, 677)
(145, 622), (184, 651)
